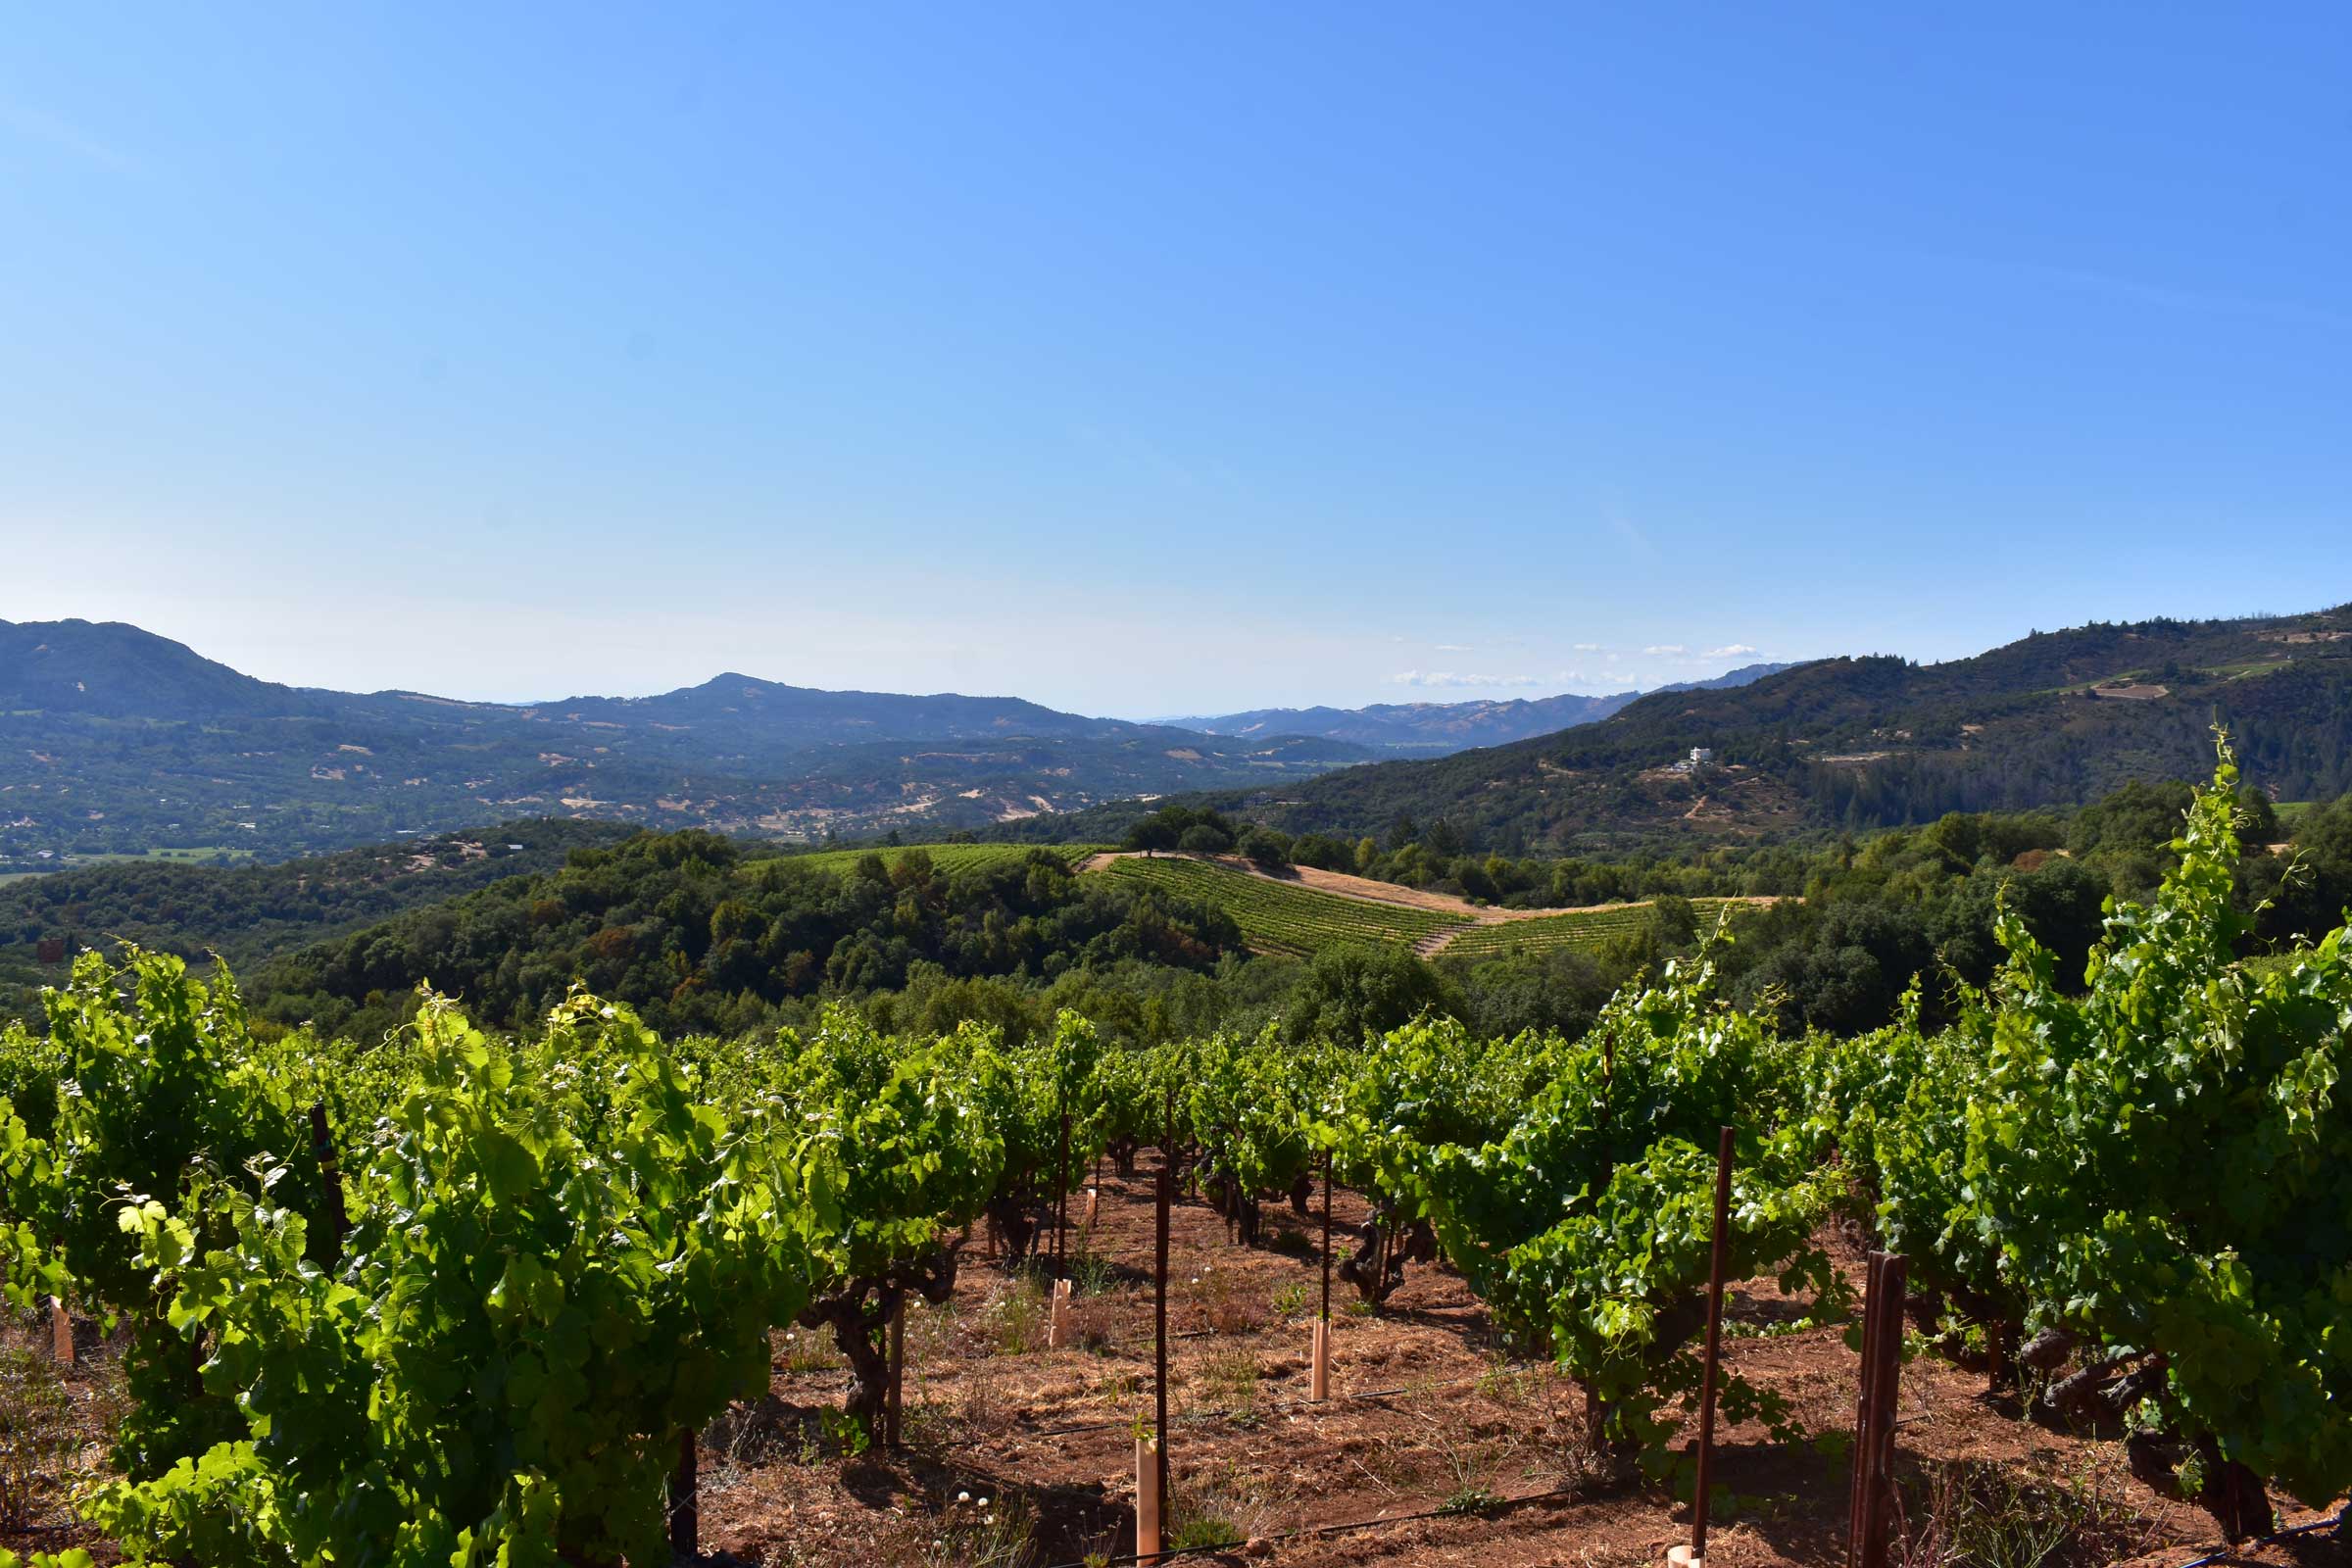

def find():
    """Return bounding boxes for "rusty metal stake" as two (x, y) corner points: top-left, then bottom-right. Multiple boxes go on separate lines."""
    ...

(670, 1426), (697, 1552)
(1156, 1088), (1174, 1525)
(1847, 1252), (1883, 1561)
(1689, 1125), (1737, 1562)
(886, 1295), (906, 1449)
(1849, 1251), (1907, 1568)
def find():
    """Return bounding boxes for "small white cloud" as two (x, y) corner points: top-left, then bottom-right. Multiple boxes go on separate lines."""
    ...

(1642, 644), (1687, 656)
(1703, 643), (1759, 660)
(1435, 643), (1474, 653)
(1388, 670), (1545, 689)
(1572, 643), (1603, 653)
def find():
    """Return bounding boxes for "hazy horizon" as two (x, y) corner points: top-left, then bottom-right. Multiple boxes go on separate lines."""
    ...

(6, 6), (2346, 712)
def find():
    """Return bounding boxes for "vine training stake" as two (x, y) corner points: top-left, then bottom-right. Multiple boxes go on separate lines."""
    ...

(1672, 1125), (1737, 1567)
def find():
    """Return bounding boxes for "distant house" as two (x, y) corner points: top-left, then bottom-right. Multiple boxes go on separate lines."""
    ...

(1668, 747), (1715, 775)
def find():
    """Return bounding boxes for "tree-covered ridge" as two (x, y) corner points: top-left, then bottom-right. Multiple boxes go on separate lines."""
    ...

(1016, 606), (2352, 856)
(19, 750), (2351, 1054)
(0, 821), (633, 1012)
(1079, 775), (2346, 1039)
(1164, 662), (1790, 755)
(247, 832), (1250, 1042)
(0, 618), (1372, 865)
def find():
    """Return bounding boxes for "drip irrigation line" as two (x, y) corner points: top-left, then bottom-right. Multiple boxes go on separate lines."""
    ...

(1033, 1481), (1584, 1568)
(1024, 1374), (1486, 1438)
(1013, 1475), (2344, 1568)
(2168, 1503), (2347, 1568)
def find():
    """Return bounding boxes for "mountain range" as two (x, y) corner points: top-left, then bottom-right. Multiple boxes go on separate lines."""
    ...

(1163, 663), (1791, 753)
(1, 619), (1748, 867)
(15, 608), (2348, 871)
(0, 619), (1358, 863)
(1232, 608), (2352, 853)
(977, 606), (2352, 855)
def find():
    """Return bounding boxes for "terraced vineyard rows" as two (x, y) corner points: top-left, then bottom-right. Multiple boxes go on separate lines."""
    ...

(1439, 897), (1763, 958)
(1090, 854), (1472, 956)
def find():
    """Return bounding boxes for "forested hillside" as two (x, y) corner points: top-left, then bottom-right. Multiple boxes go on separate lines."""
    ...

(1167, 663), (1788, 754)
(1237, 608), (2352, 853)
(0, 820), (633, 1009)
(245, 832), (1254, 1043)
(0, 618), (1369, 863)
(22, 761), (2338, 1060)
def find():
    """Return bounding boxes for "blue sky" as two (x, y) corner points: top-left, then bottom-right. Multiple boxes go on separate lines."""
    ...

(3, 5), (2346, 716)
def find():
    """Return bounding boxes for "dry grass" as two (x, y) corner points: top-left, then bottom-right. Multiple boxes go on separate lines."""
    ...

(1165, 1457), (1286, 1551)
(918, 1488), (1041, 1568)
(980, 1273), (1051, 1356)
(1891, 1454), (2159, 1568)
(0, 1348), (74, 1530)
(775, 1324), (844, 1376)
(1194, 1346), (1261, 1420)
(1183, 1261), (1266, 1338)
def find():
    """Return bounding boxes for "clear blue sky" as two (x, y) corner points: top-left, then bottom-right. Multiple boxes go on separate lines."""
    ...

(4, 5), (2346, 716)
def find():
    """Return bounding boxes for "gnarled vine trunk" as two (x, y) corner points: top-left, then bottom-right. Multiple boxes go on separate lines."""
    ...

(983, 1194), (1046, 1265)
(1200, 1164), (1262, 1247)
(798, 1243), (959, 1430)
(1337, 1211), (1436, 1308)
(2193, 1431), (2276, 1543)
(1573, 1289), (1711, 1477)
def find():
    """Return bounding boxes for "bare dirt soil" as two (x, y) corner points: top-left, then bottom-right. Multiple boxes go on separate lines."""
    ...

(7, 1170), (2343, 1567)
(688, 1169), (2344, 1568)
(1079, 852), (1781, 933)
(1078, 852), (1494, 918)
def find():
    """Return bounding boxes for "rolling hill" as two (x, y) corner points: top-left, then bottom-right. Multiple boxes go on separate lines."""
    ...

(1083, 850), (1772, 959)
(985, 607), (2352, 856)
(1166, 662), (1790, 754)
(0, 619), (1372, 865)
(0, 818), (634, 1015)
(1088, 853), (1475, 956)
(1254, 607), (2352, 852)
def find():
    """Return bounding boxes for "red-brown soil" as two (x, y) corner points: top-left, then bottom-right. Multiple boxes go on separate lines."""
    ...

(5, 1168), (2344, 1567)
(692, 1169), (2344, 1568)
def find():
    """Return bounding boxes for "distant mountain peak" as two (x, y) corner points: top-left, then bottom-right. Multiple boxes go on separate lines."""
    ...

(0, 616), (301, 718)
(1173, 664), (1794, 756)
(0, 616), (1377, 862)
